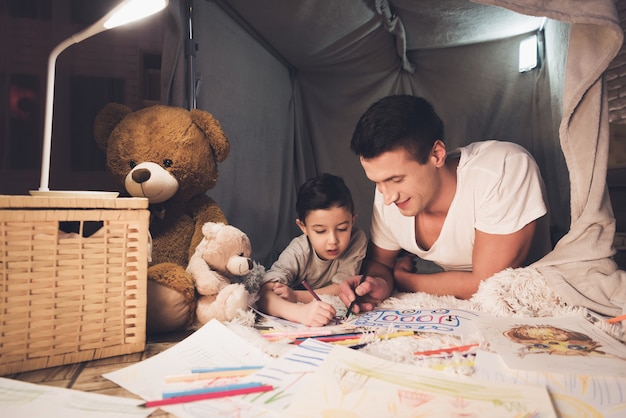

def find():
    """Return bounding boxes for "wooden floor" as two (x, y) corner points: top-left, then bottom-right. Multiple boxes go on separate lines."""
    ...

(4, 330), (194, 417)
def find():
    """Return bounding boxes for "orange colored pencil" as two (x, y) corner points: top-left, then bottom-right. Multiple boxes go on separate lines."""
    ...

(606, 313), (626, 324)
(414, 343), (479, 357)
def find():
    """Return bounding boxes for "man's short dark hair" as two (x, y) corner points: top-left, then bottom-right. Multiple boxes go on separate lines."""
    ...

(296, 173), (354, 223)
(350, 95), (444, 164)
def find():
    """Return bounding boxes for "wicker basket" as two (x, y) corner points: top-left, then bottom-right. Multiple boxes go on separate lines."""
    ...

(0, 195), (149, 375)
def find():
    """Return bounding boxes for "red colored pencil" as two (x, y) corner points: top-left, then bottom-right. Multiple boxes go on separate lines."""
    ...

(301, 278), (321, 301)
(140, 384), (274, 408)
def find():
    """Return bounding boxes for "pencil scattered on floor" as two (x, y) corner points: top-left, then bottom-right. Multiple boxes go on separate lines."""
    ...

(165, 366), (261, 383)
(414, 343), (480, 357)
(141, 383), (274, 408)
(606, 313), (626, 324)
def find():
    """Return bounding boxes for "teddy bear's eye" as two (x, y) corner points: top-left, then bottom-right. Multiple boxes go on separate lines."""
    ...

(129, 160), (137, 169)
(163, 159), (173, 168)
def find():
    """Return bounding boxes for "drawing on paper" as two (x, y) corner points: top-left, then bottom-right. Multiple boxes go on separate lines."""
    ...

(353, 308), (481, 336)
(504, 324), (625, 360)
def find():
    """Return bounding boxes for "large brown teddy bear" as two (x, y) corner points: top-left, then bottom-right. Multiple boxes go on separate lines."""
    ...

(94, 104), (230, 334)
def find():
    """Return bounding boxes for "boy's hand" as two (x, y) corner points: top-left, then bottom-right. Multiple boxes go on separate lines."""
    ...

(271, 282), (297, 302)
(296, 301), (336, 327)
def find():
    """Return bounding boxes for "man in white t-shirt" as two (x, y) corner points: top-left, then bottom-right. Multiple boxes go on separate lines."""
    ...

(339, 95), (551, 313)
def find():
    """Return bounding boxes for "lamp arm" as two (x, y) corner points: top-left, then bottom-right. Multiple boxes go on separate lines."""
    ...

(39, 37), (83, 191)
(36, 0), (169, 192)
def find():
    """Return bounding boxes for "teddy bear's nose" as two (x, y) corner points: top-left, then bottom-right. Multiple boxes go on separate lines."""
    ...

(132, 168), (151, 184)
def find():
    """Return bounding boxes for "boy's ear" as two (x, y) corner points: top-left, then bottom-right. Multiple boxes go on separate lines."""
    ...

(296, 219), (307, 235)
(352, 213), (358, 223)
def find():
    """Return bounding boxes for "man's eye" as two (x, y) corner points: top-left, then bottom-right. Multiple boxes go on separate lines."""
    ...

(314, 230), (326, 234)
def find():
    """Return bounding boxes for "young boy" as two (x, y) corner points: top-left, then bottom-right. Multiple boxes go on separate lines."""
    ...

(258, 173), (367, 326)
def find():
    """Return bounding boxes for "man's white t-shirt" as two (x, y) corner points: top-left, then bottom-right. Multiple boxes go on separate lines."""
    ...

(370, 140), (549, 271)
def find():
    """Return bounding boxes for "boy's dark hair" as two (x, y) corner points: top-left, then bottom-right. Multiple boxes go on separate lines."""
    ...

(350, 95), (444, 164)
(296, 173), (355, 223)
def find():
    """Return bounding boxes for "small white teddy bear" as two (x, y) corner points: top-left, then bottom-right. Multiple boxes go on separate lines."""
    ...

(186, 222), (257, 324)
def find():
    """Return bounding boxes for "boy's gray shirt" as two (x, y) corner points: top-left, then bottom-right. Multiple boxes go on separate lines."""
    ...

(262, 227), (368, 289)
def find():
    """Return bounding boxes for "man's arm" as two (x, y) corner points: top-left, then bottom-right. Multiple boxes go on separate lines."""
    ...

(394, 220), (537, 299)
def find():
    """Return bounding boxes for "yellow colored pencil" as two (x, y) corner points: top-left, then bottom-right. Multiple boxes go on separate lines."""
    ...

(165, 368), (257, 383)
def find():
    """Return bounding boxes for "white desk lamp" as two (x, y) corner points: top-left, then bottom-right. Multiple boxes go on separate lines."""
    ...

(30, 0), (169, 197)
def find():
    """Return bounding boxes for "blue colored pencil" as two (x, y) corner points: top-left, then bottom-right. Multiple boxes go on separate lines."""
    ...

(190, 365), (263, 373)
(163, 381), (264, 399)
(142, 384), (274, 407)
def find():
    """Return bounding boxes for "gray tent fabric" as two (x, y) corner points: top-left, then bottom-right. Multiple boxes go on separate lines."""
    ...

(162, 0), (626, 317)
(498, 0), (626, 317)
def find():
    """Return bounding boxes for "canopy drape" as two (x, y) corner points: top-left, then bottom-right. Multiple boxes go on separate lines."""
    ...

(162, 0), (625, 316)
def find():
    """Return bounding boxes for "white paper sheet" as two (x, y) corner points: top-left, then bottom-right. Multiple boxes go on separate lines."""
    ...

(283, 344), (557, 418)
(103, 319), (272, 417)
(474, 315), (626, 376)
(0, 377), (153, 417)
(474, 350), (626, 418)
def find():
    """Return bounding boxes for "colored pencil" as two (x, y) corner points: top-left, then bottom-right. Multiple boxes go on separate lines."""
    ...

(413, 343), (480, 357)
(162, 381), (264, 399)
(293, 330), (414, 346)
(141, 384), (274, 408)
(294, 331), (364, 341)
(165, 368), (258, 383)
(606, 313), (626, 324)
(293, 333), (363, 345)
(190, 365), (263, 373)
(261, 329), (339, 339)
(301, 278), (321, 301)
(344, 275), (365, 320)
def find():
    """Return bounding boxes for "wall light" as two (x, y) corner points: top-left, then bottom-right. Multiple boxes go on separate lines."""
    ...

(30, 0), (169, 197)
(519, 33), (538, 73)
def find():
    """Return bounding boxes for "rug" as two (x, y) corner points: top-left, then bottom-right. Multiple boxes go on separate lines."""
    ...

(225, 266), (625, 376)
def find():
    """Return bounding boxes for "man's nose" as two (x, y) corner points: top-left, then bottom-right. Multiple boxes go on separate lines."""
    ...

(378, 184), (397, 205)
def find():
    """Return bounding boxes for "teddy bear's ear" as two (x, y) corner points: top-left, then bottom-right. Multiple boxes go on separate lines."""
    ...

(201, 221), (226, 239)
(93, 103), (133, 151)
(190, 109), (230, 163)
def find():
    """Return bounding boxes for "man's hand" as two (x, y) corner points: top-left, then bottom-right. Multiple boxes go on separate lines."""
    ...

(393, 255), (416, 291)
(339, 275), (389, 314)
